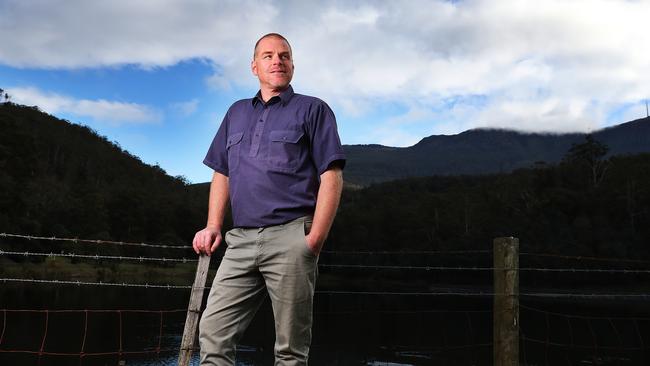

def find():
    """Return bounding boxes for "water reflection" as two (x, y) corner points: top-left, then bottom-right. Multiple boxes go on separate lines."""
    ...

(3, 283), (650, 365)
(0, 283), (492, 365)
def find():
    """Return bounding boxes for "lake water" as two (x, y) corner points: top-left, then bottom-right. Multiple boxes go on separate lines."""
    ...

(2, 282), (650, 365)
(0, 283), (493, 365)
(114, 345), (430, 366)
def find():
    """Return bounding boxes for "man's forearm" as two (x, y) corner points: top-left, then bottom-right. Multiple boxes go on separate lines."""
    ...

(206, 171), (230, 230)
(308, 166), (343, 247)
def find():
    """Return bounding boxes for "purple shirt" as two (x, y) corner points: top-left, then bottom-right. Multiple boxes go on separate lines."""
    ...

(203, 86), (346, 228)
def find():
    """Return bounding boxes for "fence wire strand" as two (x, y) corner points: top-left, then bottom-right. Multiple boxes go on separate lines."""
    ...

(521, 304), (650, 321)
(522, 251), (650, 265)
(0, 233), (192, 250)
(321, 249), (493, 255)
(520, 302), (650, 364)
(6, 248), (650, 273)
(0, 277), (197, 290)
(0, 250), (197, 263)
(320, 263), (650, 274)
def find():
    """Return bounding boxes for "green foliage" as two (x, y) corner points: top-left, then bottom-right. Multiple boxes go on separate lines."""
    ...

(563, 134), (610, 188)
(330, 152), (650, 261)
(0, 103), (208, 249)
(565, 134), (609, 162)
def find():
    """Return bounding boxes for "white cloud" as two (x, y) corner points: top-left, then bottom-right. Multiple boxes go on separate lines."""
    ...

(170, 99), (199, 117)
(372, 127), (422, 148)
(473, 96), (601, 133)
(2, 0), (650, 134)
(8, 86), (160, 125)
(205, 73), (232, 91)
(0, 0), (274, 69)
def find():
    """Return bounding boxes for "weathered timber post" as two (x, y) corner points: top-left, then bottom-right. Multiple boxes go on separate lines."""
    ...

(179, 254), (212, 366)
(493, 237), (519, 366)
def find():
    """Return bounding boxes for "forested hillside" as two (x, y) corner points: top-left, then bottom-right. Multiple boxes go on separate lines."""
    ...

(330, 142), (650, 261)
(0, 103), (207, 247)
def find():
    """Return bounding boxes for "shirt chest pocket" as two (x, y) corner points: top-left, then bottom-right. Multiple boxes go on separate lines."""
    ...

(268, 130), (305, 173)
(226, 132), (244, 173)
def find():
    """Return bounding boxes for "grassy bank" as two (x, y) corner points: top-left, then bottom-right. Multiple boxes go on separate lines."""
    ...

(0, 257), (203, 286)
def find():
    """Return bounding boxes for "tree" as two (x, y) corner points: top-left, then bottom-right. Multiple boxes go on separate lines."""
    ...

(564, 134), (609, 188)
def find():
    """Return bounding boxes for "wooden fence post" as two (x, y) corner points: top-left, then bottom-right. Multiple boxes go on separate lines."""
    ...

(493, 237), (519, 366)
(178, 254), (212, 366)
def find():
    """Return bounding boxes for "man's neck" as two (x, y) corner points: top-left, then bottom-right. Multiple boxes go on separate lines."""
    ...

(260, 86), (288, 103)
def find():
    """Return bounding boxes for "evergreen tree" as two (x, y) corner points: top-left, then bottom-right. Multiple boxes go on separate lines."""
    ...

(564, 134), (609, 188)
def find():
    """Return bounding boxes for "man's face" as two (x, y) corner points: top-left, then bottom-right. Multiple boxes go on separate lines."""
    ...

(251, 36), (294, 92)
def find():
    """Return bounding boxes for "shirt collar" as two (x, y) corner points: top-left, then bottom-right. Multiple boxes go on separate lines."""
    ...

(252, 85), (294, 107)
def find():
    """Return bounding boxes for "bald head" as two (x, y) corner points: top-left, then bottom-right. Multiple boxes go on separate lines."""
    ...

(253, 33), (292, 60)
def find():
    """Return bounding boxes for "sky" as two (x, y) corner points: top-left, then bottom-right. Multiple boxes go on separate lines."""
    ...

(1, 0), (649, 183)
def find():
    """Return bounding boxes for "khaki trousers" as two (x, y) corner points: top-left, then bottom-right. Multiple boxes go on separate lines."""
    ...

(199, 216), (318, 366)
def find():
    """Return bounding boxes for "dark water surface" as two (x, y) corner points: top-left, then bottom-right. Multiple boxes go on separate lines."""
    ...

(3, 283), (650, 365)
(0, 283), (492, 365)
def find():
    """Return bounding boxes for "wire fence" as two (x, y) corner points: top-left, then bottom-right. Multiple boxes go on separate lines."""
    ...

(0, 309), (189, 359)
(519, 303), (650, 365)
(0, 233), (194, 250)
(0, 249), (197, 263)
(0, 278), (196, 290)
(3, 232), (650, 364)
(7, 247), (650, 273)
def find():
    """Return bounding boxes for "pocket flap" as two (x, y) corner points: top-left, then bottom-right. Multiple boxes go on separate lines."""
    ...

(226, 132), (244, 148)
(270, 130), (304, 144)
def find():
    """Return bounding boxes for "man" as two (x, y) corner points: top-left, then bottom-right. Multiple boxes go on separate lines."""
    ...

(193, 33), (345, 366)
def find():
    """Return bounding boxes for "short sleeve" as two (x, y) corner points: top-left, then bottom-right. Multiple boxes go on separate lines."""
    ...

(306, 101), (346, 175)
(203, 112), (230, 176)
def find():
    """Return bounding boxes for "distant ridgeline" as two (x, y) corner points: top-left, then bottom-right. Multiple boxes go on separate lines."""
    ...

(1, 101), (649, 261)
(343, 117), (650, 186)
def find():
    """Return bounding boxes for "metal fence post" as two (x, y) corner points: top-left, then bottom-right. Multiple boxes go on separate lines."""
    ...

(493, 237), (519, 366)
(178, 254), (211, 366)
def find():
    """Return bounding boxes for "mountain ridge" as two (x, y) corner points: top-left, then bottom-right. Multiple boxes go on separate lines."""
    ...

(343, 116), (650, 185)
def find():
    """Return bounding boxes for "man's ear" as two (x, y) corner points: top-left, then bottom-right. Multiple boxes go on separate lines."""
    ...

(251, 60), (258, 76)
